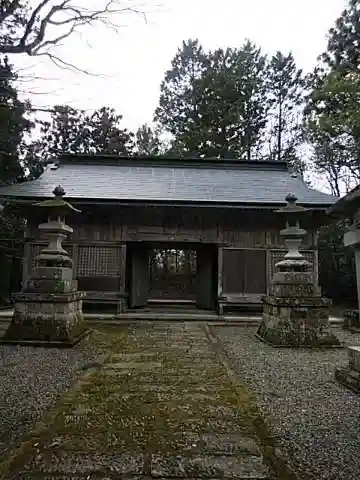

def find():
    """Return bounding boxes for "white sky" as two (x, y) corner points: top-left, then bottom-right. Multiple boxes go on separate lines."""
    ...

(14, 0), (346, 132)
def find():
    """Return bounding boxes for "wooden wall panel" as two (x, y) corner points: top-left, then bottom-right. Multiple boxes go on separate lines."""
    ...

(221, 230), (266, 247)
(222, 249), (266, 294)
(26, 209), (318, 249)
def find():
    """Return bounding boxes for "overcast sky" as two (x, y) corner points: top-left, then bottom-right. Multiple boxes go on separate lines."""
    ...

(14, 0), (346, 132)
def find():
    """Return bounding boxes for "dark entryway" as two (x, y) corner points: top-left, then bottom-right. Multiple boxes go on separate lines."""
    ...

(126, 242), (218, 310)
(149, 247), (197, 301)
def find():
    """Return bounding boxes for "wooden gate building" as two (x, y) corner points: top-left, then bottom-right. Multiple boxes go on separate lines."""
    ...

(0, 155), (338, 313)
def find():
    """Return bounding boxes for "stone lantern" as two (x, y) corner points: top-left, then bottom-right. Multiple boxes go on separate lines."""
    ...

(257, 193), (340, 347)
(2, 186), (89, 347)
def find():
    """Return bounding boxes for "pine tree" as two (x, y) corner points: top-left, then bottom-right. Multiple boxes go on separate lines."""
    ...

(155, 39), (208, 156)
(33, 105), (134, 161)
(135, 124), (163, 155)
(266, 51), (305, 170)
(155, 39), (269, 159)
(321, 0), (360, 73)
(86, 107), (134, 155)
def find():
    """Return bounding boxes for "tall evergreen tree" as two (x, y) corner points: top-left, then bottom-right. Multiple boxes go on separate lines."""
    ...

(266, 51), (305, 170)
(155, 39), (208, 156)
(86, 107), (134, 155)
(135, 124), (163, 155)
(0, 56), (32, 184)
(0, 55), (32, 303)
(33, 105), (134, 161)
(197, 41), (268, 159)
(304, 0), (360, 304)
(155, 39), (269, 159)
(321, 0), (360, 73)
(305, 0), (360, 193)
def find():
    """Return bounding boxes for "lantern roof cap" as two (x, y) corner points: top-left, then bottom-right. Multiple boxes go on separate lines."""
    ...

(275, 193), (309, 214)
(32, 184), (81, 213)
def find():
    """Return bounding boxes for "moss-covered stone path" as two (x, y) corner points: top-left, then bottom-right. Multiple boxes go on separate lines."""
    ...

(0, 322), (295, 479)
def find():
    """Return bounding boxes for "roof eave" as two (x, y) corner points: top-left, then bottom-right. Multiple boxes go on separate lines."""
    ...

(0, 195), (335, 211)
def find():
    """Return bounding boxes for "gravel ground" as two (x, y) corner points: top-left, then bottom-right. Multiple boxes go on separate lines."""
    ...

(0, 335), (104, 458)
(213, 325), (360, 480)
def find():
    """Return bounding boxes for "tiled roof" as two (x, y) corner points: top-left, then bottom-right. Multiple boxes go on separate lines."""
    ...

(0, 156), (338, 207)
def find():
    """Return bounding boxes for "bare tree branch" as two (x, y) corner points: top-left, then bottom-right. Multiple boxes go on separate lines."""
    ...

(36, 50), (110, 76)
(0, 0), (146, 57)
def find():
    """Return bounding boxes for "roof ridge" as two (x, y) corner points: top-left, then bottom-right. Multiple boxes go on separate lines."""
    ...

(58, 154), (289, 171)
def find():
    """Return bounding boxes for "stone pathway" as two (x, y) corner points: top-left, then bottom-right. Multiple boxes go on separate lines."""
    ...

(0, 323), (294, 479)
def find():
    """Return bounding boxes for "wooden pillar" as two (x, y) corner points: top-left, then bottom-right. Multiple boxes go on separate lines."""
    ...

(217, 246), (224, 297)
(119, 243), (127, 293)
(22, 241), (31, 288)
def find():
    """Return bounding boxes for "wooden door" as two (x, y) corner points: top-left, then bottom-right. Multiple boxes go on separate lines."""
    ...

(222, 248), (266, 294)
(129, 243), (149, 308)
(196, 245), (217, 310)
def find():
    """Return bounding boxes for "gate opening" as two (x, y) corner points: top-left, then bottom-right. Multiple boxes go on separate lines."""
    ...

(149, 248), (197, 301)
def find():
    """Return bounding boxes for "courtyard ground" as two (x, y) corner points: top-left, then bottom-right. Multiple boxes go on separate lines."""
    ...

(213, 325), (360, 480)
(0, 322), (358, 479)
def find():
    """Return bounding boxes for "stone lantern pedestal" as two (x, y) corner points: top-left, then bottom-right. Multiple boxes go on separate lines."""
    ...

(257, 194), (341, 347)
(335, 346), (360, 393)
(342, 227), (360, 332)
(2, 186), (89, 347)
(335, 222), (360, 392)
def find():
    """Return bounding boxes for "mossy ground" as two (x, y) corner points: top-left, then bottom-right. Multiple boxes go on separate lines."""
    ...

(0, 322), (297, 479)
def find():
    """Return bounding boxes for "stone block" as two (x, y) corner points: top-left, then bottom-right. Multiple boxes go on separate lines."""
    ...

(32, 267), (73, 281)
(23, 279), (74, 293)
(257, 296), (341, 347)
(2, 292), (89, 347)
(150, 454), (269, 479)
(201, 434), (261, 456)
(344, 229), (360, 248)
(335, 366), (360, 394)
(343, 309), (360, 330)
(25, 452), (144, 475)
(348, 346), (360, 372)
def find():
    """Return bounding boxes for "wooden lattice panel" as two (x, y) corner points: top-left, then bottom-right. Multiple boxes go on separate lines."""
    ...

(269, 250), (315, 278)
(76, 246), (121, 277)
(29, 243), (73, 269)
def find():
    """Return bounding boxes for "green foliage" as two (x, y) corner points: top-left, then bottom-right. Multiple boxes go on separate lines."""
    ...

(155, 39), (208, 156)
(321, 0), (360, 73)
(0, 55), (32, 184)
(135, 124), (164, 155)
(0, 2), (30, 53)
(156, 39), (270, 159)
(318, 221), (357, 303)
(155, 39), (305, 165)
(305, 0), (360, 194)
(195, 41), (268, 160)
(32, 105), (135, 161)
(266, 52), (305, 171)
(303, 1), (360, 301)
(305, 71), (360, 194)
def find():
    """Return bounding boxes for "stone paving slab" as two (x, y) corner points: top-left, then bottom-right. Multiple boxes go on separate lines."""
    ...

(0, 323), (294, 479)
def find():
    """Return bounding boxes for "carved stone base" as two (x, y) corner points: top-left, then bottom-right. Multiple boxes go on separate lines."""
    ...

(343, 310), (360, 332)
(257, 296), (341, 347)
(2, 291), (90, 347)
(335, 346), (360, 393)
(335, 367), (360, 393)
